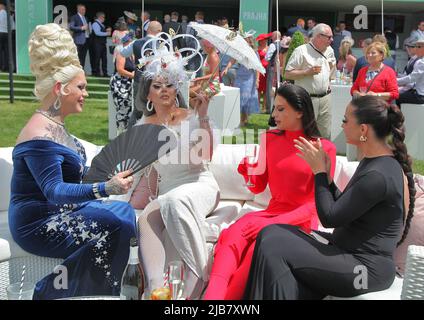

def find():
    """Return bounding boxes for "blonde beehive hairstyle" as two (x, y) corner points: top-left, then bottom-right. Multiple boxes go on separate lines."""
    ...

(28, 23), (84, 101)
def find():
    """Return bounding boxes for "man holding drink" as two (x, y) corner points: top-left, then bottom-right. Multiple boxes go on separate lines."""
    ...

(284, 23), (336, 139)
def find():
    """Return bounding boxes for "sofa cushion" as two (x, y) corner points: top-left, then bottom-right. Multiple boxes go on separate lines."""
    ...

(0, 148), (13, 212)
(210, 144), (256, 201)
(334, 156), (359, 191)
(394, 174), (424, 274)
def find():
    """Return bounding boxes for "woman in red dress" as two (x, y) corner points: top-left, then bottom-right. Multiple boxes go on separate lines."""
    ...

(256, 33), (271, 112)
(204, 84), (337, 300)
(351, 42), (399, 104)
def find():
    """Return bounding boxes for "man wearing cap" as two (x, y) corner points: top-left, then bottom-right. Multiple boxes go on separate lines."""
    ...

(120, 21), (163, 126)
(69, 4), (91, 68)
(397, 39), (424, 106)
(285, 23), (336, 139)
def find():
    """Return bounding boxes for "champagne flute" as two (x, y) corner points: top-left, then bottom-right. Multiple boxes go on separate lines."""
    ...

(167, 261), (185, 300)
(244, 145), (257, 187)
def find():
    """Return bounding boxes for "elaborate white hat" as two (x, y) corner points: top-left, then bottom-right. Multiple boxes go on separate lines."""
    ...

(138, 32), (204, 90)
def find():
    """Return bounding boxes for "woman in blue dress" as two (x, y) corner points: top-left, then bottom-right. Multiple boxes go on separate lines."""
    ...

(8, 23), (137, 300)
(221, 34), (260, 127)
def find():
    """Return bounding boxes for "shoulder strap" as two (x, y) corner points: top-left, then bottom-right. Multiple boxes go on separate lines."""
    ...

(366, 66), (386, 93)
(309, 43), (327, 60)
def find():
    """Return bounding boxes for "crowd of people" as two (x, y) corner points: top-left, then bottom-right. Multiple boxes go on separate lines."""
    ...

(6, 9), (424, 301)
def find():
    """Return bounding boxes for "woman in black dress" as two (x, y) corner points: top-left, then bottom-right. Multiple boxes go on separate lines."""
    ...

(244, 96), (416, 299)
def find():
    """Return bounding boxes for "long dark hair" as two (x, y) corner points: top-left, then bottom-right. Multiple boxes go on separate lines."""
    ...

(134, 74), (187, 117)
(274, 84), (321, 138)
(350, 96), (416, 246)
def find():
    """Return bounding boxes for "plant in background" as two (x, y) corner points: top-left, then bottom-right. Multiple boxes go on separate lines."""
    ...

(283, 31), (305, 80)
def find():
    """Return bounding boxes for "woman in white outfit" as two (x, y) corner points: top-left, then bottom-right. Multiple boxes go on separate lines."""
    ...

(132, 33), (221, 299)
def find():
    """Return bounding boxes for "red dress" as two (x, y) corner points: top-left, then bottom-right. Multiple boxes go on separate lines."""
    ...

(258, 48), (269, 93)
(350, 65), (399, 102)
(204, 129), (337, 300)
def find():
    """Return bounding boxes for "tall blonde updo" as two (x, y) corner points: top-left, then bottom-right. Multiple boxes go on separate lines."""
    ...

(28, 23), (84, 101)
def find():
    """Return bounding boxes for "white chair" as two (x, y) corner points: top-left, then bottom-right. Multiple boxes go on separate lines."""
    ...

(401, 245), (424, 300)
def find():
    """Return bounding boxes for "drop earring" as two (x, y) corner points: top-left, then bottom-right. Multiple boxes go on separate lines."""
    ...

(146, 100), (154, 112)
(359, 135), (367, 142)
(53, 96), (62, 111)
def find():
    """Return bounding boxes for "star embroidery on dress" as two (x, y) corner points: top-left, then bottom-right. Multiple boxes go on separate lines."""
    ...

(98, 234), (108, 243)
(76, 222), (86, 231)
(46, 220), (58, 232)
(61, 215), (72, 225)
(95, 242), (104, 250)
(75, 240), (81, 245)
(80, 230), (91, 241)
(95, 257), (103, 264)
(106, 272), (111, 277)
(90, 222), (98, 229)
(77, 215), (83, 221)
(103, 251), (108, 256)
(113, 281), (119, 287)
(92, 232), (102, 240)
(104, 265), (109, 269)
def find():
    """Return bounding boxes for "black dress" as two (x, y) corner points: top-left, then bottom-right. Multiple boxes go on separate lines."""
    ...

(244, 156), (405, 300)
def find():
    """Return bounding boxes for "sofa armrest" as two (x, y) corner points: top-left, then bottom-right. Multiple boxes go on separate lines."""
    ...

(401, 245), (424, 300)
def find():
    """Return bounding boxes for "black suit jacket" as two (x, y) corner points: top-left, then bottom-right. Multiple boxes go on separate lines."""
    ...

(162, 21), (184, 49)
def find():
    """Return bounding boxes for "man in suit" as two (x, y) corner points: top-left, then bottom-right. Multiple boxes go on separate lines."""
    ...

(186, 11), (205, 77)
(91, 11), (112, 77)
(163, 11), (184, 49)
(69, 4), (91, 68)
(120, 21), (163, 126)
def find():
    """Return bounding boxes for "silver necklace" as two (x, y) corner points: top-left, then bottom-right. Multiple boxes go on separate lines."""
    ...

(35, 109), (66, 127)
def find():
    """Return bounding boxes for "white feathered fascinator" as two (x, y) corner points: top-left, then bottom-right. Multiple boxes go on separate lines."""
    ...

(138, 32), (204, 90)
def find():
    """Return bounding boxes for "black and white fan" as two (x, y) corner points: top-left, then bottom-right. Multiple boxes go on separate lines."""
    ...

(83, 124), (177, 183)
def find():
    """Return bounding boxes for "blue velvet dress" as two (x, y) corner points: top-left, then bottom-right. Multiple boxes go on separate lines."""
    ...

(8, 139), (137, 300)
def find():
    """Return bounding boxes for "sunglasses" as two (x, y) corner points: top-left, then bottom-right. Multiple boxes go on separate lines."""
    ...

(320, 33), (333, 40)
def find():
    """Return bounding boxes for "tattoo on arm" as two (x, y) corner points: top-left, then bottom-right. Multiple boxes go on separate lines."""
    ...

(105, 179), (125, 195)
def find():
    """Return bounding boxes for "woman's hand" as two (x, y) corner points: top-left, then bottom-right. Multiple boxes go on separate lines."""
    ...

(191, 91), (210, 118)
(294, 137), (327, 174)
(105, 169), (134, 195)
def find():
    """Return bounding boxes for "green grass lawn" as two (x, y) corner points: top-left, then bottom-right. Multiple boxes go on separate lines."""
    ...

(2, 100), (424, 175)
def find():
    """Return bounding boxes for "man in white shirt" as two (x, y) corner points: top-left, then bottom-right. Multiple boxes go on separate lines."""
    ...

(141, 11), (150, 38)
(285, 23), (336, 139)
(409, 21), (424, 44)
(397, 39), (424, 106)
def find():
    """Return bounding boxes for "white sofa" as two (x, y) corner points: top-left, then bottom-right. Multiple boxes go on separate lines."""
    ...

(0, 140), (418, 300)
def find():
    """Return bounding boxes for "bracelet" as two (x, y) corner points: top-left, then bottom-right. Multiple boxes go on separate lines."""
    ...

(199, 116), (210, 123)
(92, 183), (102, 199)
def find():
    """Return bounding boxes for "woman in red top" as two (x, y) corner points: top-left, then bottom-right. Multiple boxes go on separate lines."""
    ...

(203, 84), (337, 300)
(351, 42), (399, 103)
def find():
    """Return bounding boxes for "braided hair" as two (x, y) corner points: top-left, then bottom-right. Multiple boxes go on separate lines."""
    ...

(350, 96), (415, 246)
